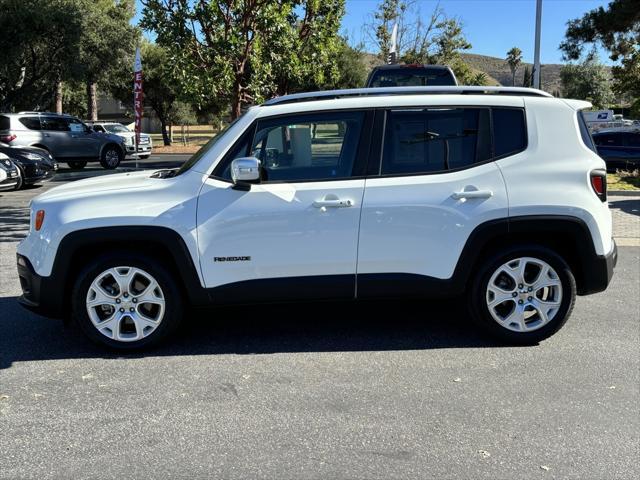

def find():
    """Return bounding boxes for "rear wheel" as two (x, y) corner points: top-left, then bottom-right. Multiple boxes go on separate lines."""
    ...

(469, 245), (576, 344)
(67, 160), (87, 170)
(100, 145), (123, 169)
(71, 253), (183, 349)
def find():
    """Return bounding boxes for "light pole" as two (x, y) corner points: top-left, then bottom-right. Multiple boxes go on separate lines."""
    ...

(533, 0), (542, 89)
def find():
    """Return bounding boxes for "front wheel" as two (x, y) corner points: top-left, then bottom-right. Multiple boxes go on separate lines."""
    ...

(100, 145), (123, 169)
(469, 246), (576, 344)
(71, 253), (183, 349)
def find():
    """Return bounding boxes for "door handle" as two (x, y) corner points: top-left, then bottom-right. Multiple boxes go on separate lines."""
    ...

(451, 189), (493, 200)
(313, 199), (353, 208)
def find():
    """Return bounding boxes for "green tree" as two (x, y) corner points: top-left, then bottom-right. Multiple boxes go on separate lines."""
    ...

(367, 2), (474, 83)
(560, 52), (614, 108)
(506, 47), (523, 86)
(73, 0), (139, 120)
(0, 0), (84, 111)
(141, 0), (346, 119)
(560, 0), (639, 99)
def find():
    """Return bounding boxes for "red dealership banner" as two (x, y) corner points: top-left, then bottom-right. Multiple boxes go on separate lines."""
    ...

(133, 47), (143, 148)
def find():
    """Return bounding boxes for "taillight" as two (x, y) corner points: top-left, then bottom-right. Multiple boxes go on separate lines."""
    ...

(0, 134), (16, 143)
(590, 170), (607, 202)
(34, 210), (45, 231)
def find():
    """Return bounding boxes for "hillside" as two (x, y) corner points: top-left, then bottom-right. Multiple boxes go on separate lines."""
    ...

(461, 53), (563, 93)
(363, 51), (564, 93)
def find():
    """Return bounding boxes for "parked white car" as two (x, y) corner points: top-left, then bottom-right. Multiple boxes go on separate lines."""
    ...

(89, 122), (152, 159)
(17, 86), (617, 349)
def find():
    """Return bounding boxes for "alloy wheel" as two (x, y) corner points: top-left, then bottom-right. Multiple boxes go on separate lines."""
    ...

(86, 266), (165, 342)
(485, 257), (563, 332)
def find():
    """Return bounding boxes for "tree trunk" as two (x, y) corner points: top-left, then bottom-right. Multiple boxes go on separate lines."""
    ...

(512, 71), (516, 86)
(86, 80), (98, 121)
(55, 80), (63, 114)
(231, 78), (242, 120)
(160, 119), (171, 146)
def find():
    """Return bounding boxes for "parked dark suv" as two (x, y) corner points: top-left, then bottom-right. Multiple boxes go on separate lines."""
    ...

(365, 64), (458, 88)
(592, 130), (640, 172)
(0, 112), (126, 170)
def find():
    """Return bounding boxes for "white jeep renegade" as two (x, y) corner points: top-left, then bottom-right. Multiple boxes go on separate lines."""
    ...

(16, 86), (617, 349)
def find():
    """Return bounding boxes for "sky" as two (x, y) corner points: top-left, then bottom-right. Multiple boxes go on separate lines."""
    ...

(134, 0), (611, 65)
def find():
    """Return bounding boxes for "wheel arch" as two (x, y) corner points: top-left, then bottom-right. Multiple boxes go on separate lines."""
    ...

(99, 142), (125, 159)
(52, 226), (208, 317)
(453, 215), (603, 296)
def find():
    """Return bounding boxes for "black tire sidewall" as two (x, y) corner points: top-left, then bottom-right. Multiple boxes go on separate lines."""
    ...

(469, 245), (576, 344)
(68, 161), (87, 170)
(100, 146), (122, 169)
(71, 254), (183, 350)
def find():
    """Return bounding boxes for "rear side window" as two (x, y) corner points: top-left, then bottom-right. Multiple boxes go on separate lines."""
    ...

(492, 108), (527, 158)
(0, 115), (9, 130)
(18, 117), (42, 130)
(382, 108), (492, 175)
(577, 111), (597, 153)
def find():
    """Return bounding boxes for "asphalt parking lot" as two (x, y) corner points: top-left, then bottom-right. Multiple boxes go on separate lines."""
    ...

(0, 159), (638, 479)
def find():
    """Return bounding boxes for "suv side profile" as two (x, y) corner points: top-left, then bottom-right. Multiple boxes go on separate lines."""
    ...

(0, 113), (126, 170)
(88, 122), (153, 159)
(16, 87), (617, 349)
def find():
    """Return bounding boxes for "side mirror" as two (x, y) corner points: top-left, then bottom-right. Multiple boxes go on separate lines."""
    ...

(231, 157), (261, 189)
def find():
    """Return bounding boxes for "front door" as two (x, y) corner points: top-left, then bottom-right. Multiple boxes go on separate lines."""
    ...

(196, 110), (371, 302)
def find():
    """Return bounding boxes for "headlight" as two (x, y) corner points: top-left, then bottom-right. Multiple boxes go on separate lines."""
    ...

(24, 153), (43, 161)
(0, 152), (8, 160)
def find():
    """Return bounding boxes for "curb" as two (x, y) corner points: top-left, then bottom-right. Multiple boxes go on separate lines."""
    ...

(609, 190), (640, 197)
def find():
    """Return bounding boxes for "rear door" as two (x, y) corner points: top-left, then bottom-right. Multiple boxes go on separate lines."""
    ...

(40, 116), (73, 158)
(196, 110), (372, 301)
(356, 106), (517, 297)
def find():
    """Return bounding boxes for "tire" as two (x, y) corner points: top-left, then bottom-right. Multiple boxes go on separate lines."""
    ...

(71, 253), (183, 349)
(100, 145), (123, 169)
(67, 161), (87, 170)
(469, 245), (576, 345)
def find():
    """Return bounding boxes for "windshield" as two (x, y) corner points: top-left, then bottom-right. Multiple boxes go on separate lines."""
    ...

(368, 68), (456, 87)
(104, 124), (130, 133)
(174, 115), (244, 176)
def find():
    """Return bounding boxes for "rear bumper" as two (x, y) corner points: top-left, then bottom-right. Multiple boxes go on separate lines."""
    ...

(17, 254), (65, 318)
(579, 239), (617, 295)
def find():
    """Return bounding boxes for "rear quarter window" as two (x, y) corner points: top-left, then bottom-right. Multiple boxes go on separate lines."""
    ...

(577, 110), (597, 153)
(0, 115), (9, 130)
(492, 108), (527, 158)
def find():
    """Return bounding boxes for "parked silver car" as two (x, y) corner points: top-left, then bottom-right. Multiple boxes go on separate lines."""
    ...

(0, 112), (126, 169)
(88, 122), (153, 159)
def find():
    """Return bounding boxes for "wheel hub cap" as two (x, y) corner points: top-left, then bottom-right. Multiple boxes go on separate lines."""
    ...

(486, 257), (562, 333)
(86, 266), (165, 342)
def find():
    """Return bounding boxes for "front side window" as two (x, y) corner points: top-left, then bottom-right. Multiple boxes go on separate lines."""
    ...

(41, 117), (70, 131)
(382, 108), (492, 175)
(216, 111), (365, 182)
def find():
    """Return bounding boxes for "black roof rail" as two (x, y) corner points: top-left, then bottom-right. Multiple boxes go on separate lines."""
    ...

(263, 86), (553, 106)
(16, 111), (73, 116)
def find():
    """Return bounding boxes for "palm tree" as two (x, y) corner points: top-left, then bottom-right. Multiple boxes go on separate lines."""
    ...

(506, 47), (523, 86)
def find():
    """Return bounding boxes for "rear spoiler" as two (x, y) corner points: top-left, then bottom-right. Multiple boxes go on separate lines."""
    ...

(561, 99), (593, 111)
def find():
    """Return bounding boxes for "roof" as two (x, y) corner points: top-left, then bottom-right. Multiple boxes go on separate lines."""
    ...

(263, 86), (553, 106)
(370, 64), (452, 71)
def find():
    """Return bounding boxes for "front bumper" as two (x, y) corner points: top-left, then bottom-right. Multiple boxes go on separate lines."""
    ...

(579, 239), (617, 295)
(17, 254), (65, 318)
